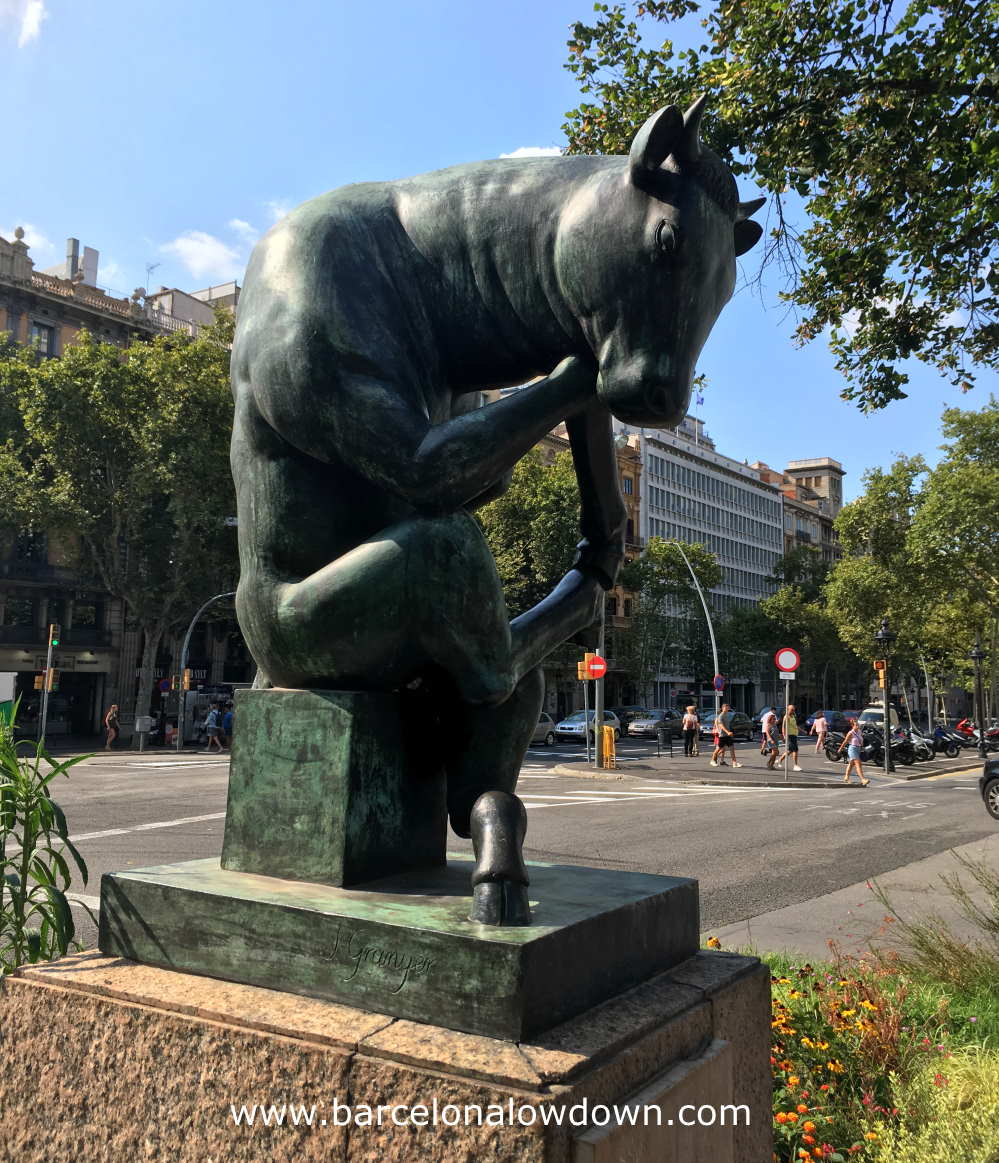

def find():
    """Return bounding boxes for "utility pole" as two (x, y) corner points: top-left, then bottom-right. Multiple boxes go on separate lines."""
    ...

(175, 591), (235, 751)
(38, 622), (60, 743)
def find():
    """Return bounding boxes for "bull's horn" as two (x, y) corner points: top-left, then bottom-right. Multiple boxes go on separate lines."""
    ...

(629, 105), (684, 184)
(737, 197), (767, 221)
(676, 93), (708, 163)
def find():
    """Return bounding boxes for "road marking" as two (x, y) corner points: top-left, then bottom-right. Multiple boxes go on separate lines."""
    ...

(122, 760), (229, 769)
(72, 812), (226, 843)
(68, 894), (101, 911)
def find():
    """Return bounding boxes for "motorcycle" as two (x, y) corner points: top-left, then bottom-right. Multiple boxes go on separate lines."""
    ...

(906, 726), (935, 762)
(932, 725), (963, 758)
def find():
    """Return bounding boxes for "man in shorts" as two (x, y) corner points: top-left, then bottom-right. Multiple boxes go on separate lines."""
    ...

(761, 707), (780, 769)
(710, 703), (742, 768)
(781, 704), (802, 772)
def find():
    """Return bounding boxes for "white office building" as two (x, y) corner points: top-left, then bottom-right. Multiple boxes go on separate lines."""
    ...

(616, 415), (784, 710)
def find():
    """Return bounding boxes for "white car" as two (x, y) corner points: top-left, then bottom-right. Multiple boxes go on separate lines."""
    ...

(554, 709), (622, 744)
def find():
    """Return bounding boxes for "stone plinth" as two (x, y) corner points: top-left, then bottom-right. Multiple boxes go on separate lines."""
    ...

(221, 688), (446, 887)
(0, 949), (772, 1162)
(98, 854), (699, 1042)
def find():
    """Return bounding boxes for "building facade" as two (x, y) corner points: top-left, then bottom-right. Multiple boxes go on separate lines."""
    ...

(0, 227), (243, 735)
(751, 457), (844, 563)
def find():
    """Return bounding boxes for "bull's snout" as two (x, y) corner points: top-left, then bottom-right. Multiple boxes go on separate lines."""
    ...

(596, 360), (691, 428)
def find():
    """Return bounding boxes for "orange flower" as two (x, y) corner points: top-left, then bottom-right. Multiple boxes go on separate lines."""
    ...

(788, 1076), (800, 1086)
(803, 1121), (816, 1132)
(706, 936), (722, 949)
(802, 1135), (816, 1145)
(796, 1104), (809, 1114)
(787, 1112), (799, 1123)
(864, 1132), (878, 1141)
(776, 1113), (789, 1125)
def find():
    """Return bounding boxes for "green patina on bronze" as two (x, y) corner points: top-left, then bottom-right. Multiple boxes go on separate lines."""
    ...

(221, 688), (446, 886)
(98, 855), (698, 1041)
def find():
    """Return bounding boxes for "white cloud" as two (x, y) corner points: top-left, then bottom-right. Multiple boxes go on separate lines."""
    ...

(2, 221), (56, 263)
(228, 218), (259, 245)
(265, 200), (292, 224)
(161, 231), (242, 282)
(0, 0), (48, 47)
(97, 259), (127, 294)
(499, 146), (562, 159)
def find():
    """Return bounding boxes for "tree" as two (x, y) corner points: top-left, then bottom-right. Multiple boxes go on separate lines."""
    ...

(563, 0), (999, 409)
(0, 317), (238, 721)
(616, 538), (721, 700)
(477, 448), (582, 618)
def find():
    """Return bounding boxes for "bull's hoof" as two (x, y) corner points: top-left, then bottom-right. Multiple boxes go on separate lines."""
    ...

(469, 790), (531, 926)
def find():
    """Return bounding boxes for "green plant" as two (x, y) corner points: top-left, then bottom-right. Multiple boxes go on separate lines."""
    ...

(1, 699), (93, 973)
(867, 1048), (999, 1163)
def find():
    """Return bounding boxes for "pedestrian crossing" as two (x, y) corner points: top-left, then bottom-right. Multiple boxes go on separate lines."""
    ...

(516, 774), (810, 809)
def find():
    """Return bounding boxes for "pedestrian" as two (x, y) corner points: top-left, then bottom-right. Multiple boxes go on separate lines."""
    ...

(837, 717), (870, 786)
(709, 703), (742, 768)
(203, 701), (225, 753)
(103, 703), (120, 751)
(760, 706), (780, 769)
(781, 704), (802, 772)
(222, 702), (234, 748)
(681, 704), (699, 756)
(810, 711), (828, 755)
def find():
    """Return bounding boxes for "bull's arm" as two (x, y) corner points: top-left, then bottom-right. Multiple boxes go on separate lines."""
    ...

(250, 342), (597, 513)
(566, 403), (628, 590)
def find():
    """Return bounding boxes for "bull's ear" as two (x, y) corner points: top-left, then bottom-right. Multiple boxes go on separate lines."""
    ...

(734, 219), (763, 256)
(629, 106), (683, 186)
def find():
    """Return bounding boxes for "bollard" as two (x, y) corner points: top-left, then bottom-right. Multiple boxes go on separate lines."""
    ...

(601, 724), (616, 769)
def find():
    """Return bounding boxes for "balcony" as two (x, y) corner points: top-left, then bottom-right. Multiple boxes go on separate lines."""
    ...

(0, 559), (82, 584)
(0, 625), (111, 647)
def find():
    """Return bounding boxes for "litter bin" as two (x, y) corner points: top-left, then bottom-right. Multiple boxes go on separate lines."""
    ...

(656, 725), (672, 757)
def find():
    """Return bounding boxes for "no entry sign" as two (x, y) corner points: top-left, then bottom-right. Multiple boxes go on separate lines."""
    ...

(586, 654), (607, 679)
(774, 647), (800, 672)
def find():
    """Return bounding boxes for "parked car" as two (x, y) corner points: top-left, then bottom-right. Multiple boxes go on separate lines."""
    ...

(699, 710), (755, 741)
(554, 709), (622, 743)
(531, 712), (556, 747)
(858, 703), (900, 728)
(607, 705), (649, 727)
(804, 709), (851, 733)
(628, 709), (683, 738)
(980, 757), (999, 821)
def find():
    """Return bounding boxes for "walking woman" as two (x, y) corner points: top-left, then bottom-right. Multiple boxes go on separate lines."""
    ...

(837, 717), (870, 786)
(810, 711), (829, 755)
(104, 703), (120, 751)
(681, 705), (699, 757)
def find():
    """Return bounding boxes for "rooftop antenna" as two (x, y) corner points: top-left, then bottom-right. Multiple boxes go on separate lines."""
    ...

(144, 261), (161, 295)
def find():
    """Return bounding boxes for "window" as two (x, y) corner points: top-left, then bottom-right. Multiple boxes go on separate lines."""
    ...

(29, 322), (56, 357)
(621, 476), (633, 495)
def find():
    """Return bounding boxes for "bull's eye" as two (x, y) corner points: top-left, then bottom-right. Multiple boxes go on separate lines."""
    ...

(653, 219), (679, 260)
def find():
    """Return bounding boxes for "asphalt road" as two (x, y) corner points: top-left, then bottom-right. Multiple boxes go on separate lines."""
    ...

(49, 736), (994, 950)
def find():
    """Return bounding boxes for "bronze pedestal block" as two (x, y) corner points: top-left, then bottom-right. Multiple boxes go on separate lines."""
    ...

(99, 854), (698, 1042)
(221, 688), (447, 887)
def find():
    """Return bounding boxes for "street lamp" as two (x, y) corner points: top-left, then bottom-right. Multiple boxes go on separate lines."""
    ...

(873, 616), (896, 777)
(970, 635), (988, 760)
(175, 590), (236, 751)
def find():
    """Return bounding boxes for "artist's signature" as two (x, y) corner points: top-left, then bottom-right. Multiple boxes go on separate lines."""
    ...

(321, 926), (436, 994)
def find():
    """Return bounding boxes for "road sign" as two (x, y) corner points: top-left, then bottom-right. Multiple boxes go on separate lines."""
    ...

(586, 654), (607, 679)
(712, 673), (725, 691)
(774, 647), (800, 672)
(779, 671), (796, 681)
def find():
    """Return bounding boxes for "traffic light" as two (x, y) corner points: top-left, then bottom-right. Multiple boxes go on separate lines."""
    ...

(877, 670), (886, 689)
(170, 674), (179, 692)
(46, 668), (59, 692)
(33, 673), (44, 690)
(48, 623), (60, 648)
(182, 668), (191, 691)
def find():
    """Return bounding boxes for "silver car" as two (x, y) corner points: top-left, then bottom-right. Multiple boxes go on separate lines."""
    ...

(554, 709), (622, 744)
(628, 709), (681, 738)
(531, 712), (557, 747)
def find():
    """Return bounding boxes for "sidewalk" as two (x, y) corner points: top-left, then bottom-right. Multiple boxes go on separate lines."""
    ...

(551, 745), (982, 787)
(705, 832), (999, 961)
(15, 735), (214, 761)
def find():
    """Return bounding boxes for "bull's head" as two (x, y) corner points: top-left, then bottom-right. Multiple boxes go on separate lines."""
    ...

(555, 97), (765, 427)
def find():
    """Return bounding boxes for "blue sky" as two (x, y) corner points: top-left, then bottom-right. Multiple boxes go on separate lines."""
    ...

(2, 0), (994, 500)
